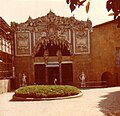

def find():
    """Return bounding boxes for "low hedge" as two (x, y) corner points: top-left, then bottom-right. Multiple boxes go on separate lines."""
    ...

(14, 85), (80, 98)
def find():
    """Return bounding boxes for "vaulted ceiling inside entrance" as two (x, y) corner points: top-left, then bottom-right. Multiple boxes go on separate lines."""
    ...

(33, 37), (71, 57)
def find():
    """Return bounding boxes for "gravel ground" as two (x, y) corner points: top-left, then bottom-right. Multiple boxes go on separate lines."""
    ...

(0, 87), (120, 116)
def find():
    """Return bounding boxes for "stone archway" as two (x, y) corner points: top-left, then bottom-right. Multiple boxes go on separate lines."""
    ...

(33, 37), (73, 85)
(32, 37), (72, 57)
(101, 71), (114, 87)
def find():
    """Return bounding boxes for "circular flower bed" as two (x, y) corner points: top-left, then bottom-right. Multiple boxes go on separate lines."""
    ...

(13, 85), (80, 100)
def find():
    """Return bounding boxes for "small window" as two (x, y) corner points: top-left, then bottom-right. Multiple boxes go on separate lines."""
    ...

(116, 47), (120, 67)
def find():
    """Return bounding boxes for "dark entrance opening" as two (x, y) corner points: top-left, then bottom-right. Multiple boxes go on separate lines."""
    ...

(101, 71), (114, 87)
(34, 63), (73, 85)
(62, 63), (73, 85)
(47, 66), (59, 85)
(35, 41), (70, 57)
(34, 64), (45, 85)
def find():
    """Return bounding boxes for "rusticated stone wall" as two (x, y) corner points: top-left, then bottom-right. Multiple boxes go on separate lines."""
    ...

(91, 21), (120, 86)
(72, 55), (92, 87)
(14, 56), (34, 88)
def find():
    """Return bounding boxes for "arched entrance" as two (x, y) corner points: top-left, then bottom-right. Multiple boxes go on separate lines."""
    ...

(101, 71), (113, 87)
(33, 38), (73, 85)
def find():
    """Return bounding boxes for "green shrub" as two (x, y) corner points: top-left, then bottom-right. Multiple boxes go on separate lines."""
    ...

(14, 85), (80, 98)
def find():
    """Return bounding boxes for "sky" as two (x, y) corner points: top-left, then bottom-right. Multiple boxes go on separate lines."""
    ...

(0, 0), (113, 26)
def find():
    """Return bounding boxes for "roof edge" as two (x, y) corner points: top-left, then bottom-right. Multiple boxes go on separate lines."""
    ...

(93, 20), (115, 28)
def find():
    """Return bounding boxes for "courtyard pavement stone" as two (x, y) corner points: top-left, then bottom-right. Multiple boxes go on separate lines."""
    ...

(0, 87), (120, 116)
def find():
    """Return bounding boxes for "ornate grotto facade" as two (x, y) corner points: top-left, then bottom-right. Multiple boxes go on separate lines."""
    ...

(13, 11), (120, 88)
(1, 11), (120, 92)
(13, 11), (92, 87)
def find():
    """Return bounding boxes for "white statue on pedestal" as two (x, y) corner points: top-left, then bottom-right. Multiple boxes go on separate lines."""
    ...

(22, 73), (27, 86)
(80, 71), (86, 87)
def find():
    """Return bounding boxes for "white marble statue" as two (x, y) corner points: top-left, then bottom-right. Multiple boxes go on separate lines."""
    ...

(22, 73), (27, 86)
(80, 71), (86, 87)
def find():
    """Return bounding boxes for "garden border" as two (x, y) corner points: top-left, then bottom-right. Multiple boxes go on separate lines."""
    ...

(12, 92), (83, 101)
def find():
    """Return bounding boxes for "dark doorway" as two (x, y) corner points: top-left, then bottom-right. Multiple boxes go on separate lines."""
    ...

(47, 66), (59, 85)
(34, 64), (45, 85)
(62, 63), (73, 85)
(101, 71), (114, 87)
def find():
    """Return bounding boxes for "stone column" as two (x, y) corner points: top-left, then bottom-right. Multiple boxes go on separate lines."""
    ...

(57, 50), (62, 85)
(59, 63), (62, 85)
(44, 49), (49, 85)
(45, 64), (48, 84)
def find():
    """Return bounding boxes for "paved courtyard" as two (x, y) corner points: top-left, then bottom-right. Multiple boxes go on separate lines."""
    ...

(0, 87), (120, 116)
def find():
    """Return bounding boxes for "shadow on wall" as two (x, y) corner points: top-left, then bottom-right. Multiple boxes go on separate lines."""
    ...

(98, 91), (120, 115)
(101, 71), (116, 87)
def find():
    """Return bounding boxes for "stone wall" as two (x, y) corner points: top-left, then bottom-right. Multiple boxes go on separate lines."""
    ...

(91, 21), (119, 86)
(0, 79), (11, 94)
(13, 12), (120, 87)
(14, 56), (34, 88)
(73, 21), (120, 87)
(72, 55), (92, 87)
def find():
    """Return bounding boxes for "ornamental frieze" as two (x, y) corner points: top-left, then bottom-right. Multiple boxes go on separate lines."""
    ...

(14, 11), (92, 55)
(15, 10), (92, 32)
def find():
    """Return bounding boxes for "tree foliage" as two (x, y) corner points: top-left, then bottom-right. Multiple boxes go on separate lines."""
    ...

(66, 0), (120, 27)
(66, 0), (89, 12)
(106, 0), (120, 27)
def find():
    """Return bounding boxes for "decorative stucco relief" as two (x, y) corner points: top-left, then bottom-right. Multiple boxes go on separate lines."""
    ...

(74, 29), (90, 54)
(15, 32), (31, 56)
(14, 11), (92, 55)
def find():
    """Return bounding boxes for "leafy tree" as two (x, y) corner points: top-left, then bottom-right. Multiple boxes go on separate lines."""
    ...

(66, 0), (90, 13)
(66, 0), (120, 27)
(106, 0), (120, 27)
